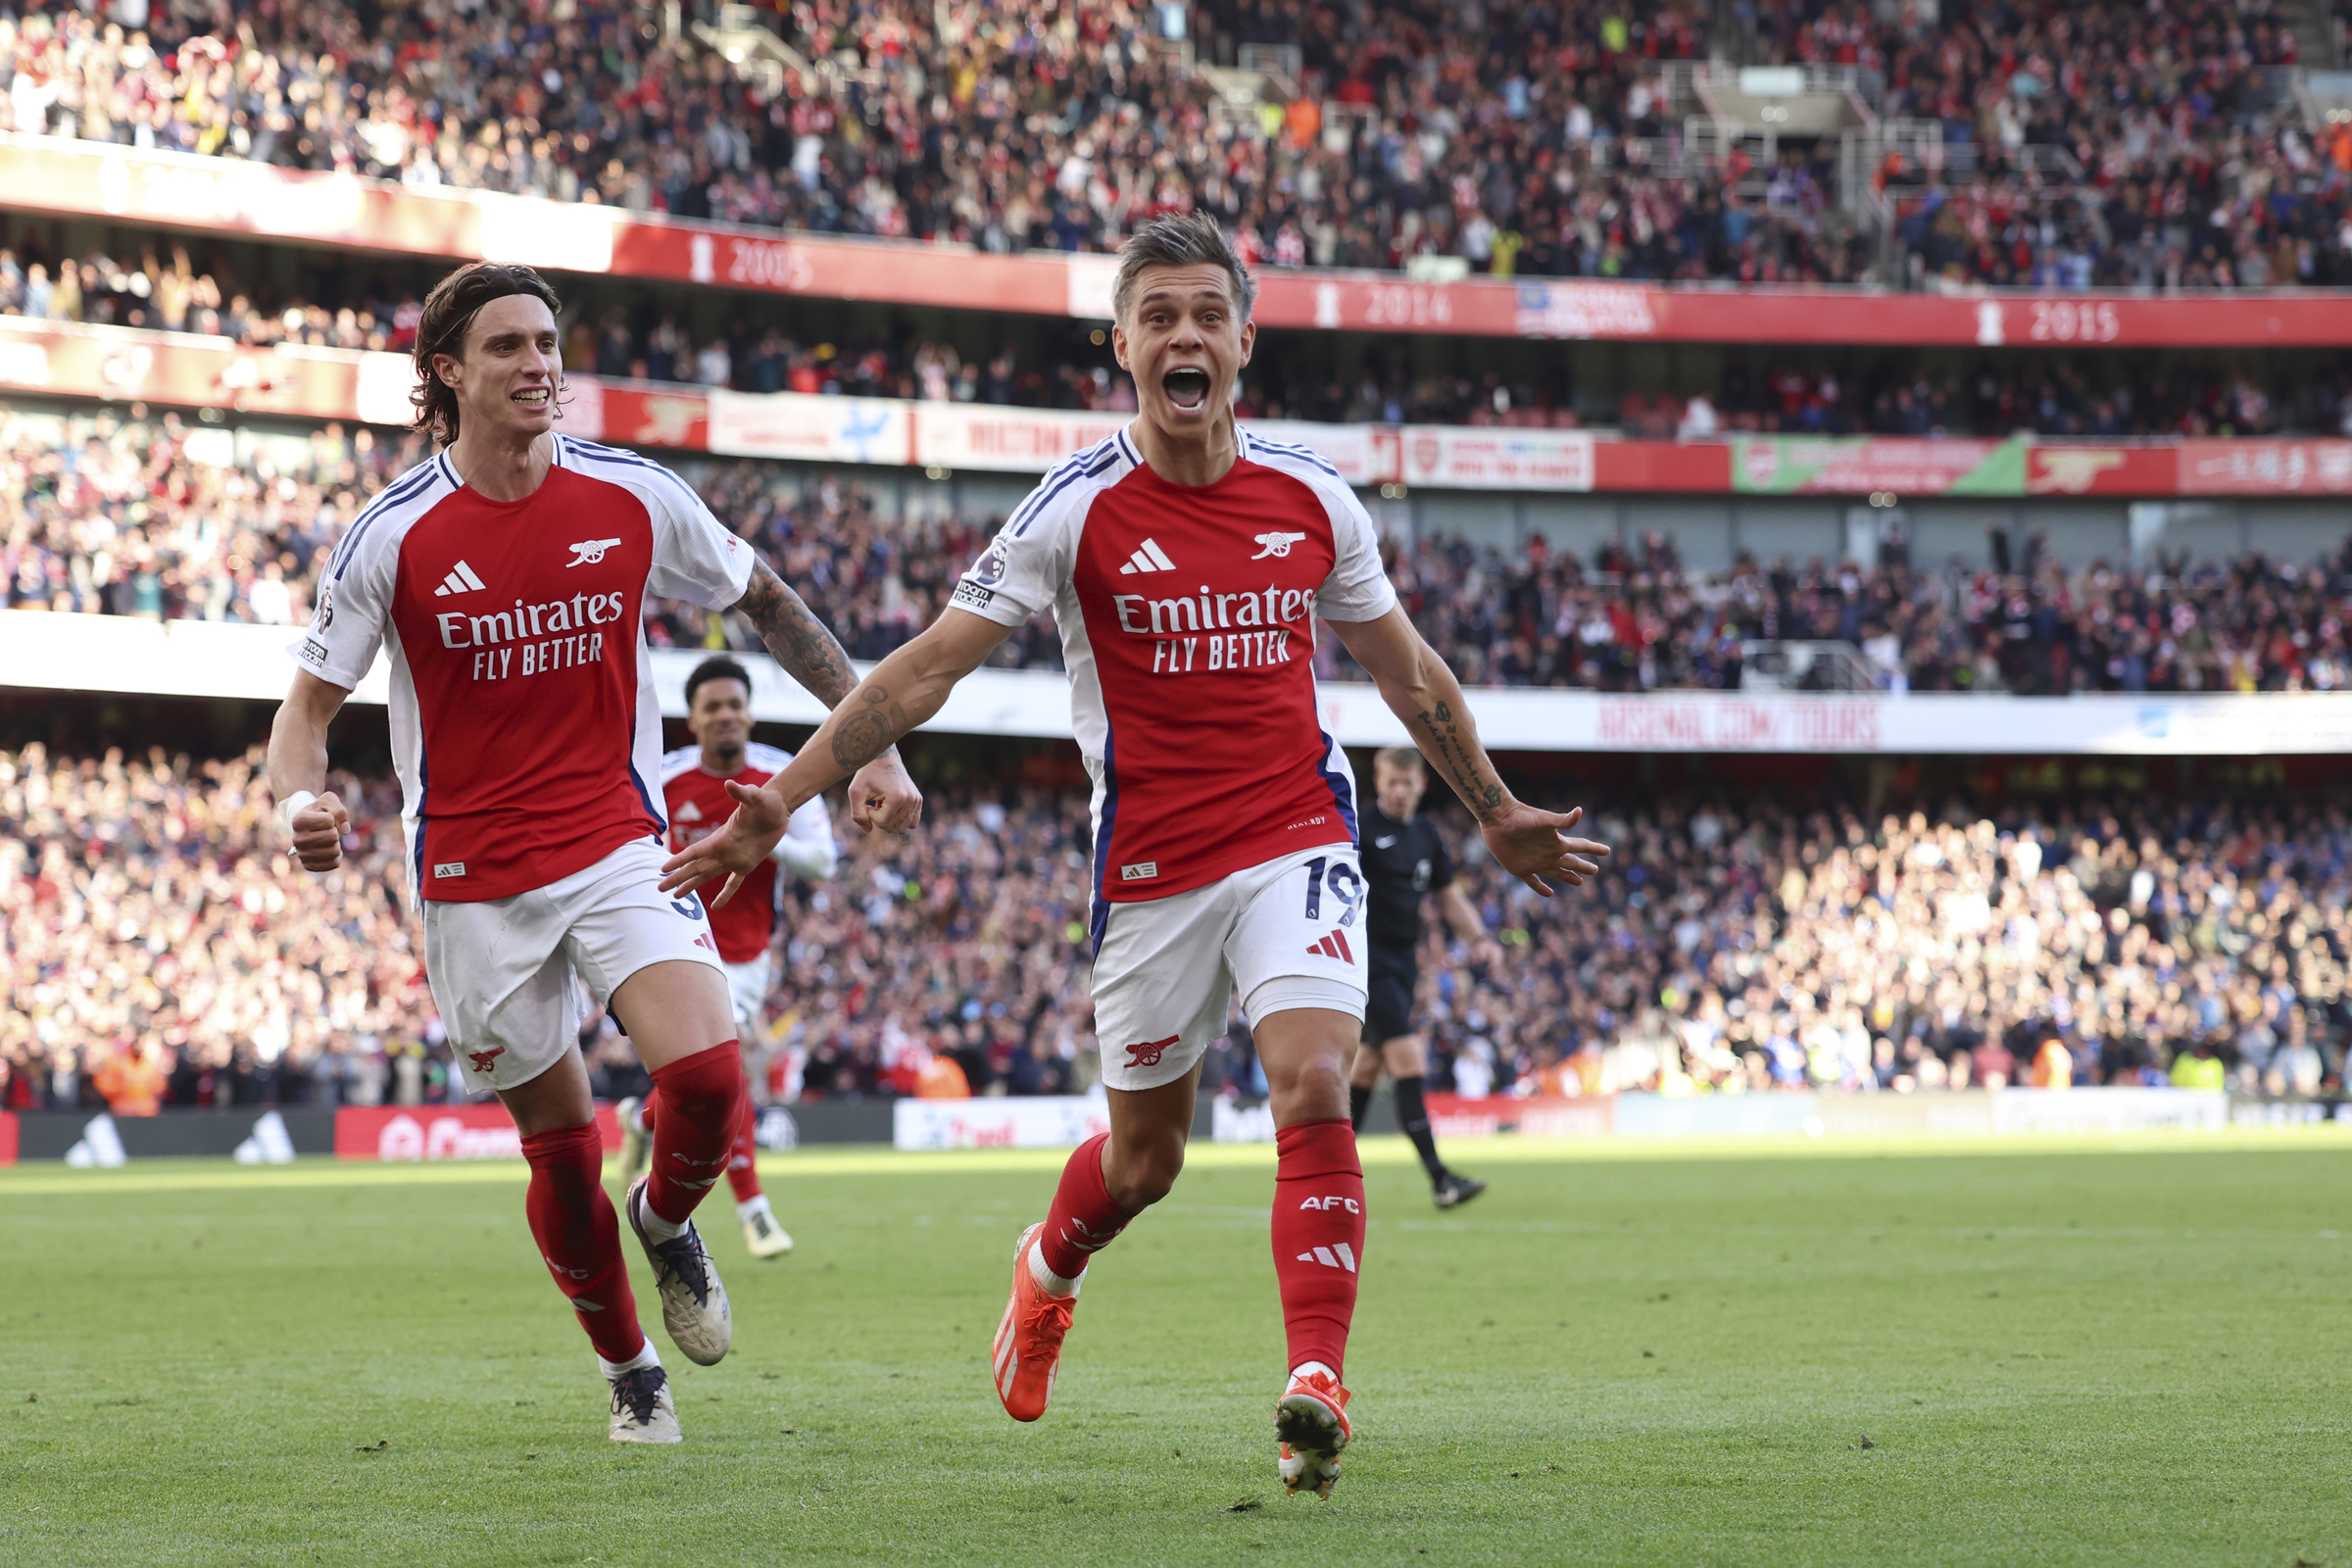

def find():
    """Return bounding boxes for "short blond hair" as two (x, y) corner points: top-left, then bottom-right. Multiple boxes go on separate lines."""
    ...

(1373, 748), (1424, 774)
(1112, 212), (1256, 324)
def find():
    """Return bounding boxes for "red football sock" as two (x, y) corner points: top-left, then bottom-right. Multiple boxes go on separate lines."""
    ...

(644, 1041), (746, 1225)
(1037, 1132), (1137, 1283)
(519, 1121), (645, 1365)
(1270, 1118), (1365, 1378)
(724, 1084), (762, 1205)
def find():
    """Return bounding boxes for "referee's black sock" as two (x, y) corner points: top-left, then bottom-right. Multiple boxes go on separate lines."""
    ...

(1392, 1076), (1447, 1184)
(1348, 1082), (1374, 1133)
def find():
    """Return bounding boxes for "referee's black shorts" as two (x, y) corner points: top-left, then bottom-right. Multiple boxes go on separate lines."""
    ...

(1361, 947), (1417, 1045)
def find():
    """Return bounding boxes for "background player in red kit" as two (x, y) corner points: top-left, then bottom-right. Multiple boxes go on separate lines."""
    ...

(617, 655), (841, 1260)
(266, 263), (919, 1444)
(661, 215), (1610, 1495)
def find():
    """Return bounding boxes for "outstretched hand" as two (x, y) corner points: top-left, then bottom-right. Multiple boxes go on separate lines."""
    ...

(660, 779), (793, 909)
(848, 753), (923, 835)
(1481, 802), (1611, 897)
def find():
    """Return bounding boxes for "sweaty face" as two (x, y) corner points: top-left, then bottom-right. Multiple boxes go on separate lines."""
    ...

(687, 678), (753, 758)
(442, 292), (561, 444)
(1375, 762), (1426, 820)
(1113, 263), (1254, 440)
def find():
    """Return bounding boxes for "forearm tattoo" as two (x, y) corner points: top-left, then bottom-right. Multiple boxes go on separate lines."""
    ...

(1410, 698), (1507, 822)
(831, 683), (911, 772)
(735, 563), (860, 708)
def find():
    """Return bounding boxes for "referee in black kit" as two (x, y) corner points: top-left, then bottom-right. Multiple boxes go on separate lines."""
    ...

(1348, 747), (1503, 1208)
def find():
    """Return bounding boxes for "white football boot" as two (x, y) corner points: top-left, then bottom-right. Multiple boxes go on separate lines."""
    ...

(740, 1196), (793, 1258)
(608, 1365), (681, 1444)
(624, 1177), (733, 1366)
(613, 1096), (652, 1189)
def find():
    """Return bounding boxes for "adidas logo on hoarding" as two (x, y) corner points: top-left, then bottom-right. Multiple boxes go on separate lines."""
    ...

(434, 561), (488, 597)
(1296, 1243), (1357, 1273)
(1117, 538), (1177, 575)
(1306, 931), (1353, 962)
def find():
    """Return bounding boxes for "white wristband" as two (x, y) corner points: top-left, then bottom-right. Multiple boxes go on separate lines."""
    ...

(275, 790), (318, 839)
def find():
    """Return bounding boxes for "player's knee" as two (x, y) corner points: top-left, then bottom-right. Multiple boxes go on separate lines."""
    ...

(1265, 1051), (1350, 1122)
(1386, 1036), (1428, 1078)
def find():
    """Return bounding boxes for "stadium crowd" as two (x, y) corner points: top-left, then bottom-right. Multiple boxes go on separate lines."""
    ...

(1791, 0), (2337, 293)
(3, 738), (2341, 1115)
(8, 400), (2352, 695)
(0, 0), (2332, 291)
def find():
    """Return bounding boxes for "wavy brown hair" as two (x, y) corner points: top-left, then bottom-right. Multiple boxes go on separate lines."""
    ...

(409, 263), (566, 446)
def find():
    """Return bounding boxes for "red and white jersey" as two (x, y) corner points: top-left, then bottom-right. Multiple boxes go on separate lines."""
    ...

(659, 742), (835, 963)
(292, 435), (754, 901)
(949, 424), (1396, 926)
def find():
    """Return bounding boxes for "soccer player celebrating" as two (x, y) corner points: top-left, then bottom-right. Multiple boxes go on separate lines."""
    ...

(1350, 746), (1503, 1209)
(619, 655), (839, 1260)
(661, 214), (1607, 1494)
(266, 263), (919, 1445)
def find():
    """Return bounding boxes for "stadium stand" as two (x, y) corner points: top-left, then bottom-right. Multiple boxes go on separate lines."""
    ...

(3, 743), (2340, 1115)
(0, 0), (2331, 290)
(8, 402), (2350, 694)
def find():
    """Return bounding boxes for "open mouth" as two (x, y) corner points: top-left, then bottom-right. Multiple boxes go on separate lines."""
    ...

(1161, 368), (1210, 413)
(512, 387), (551, 410)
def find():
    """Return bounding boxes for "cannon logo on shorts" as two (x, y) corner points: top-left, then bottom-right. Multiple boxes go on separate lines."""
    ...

(467, 1046), (506, 1075)
(1122, 1033), (1179, 1069)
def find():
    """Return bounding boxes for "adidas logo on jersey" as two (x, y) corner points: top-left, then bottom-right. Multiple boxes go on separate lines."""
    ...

(1117, 538), (1177, 575)
(1295, 1243), (1358, 1273)
(434, 561), (488, 597)
(1307, 931), (1353, 962)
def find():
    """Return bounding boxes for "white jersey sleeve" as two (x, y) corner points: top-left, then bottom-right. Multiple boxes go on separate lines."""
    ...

(774, 794), (837, 880)
(745, 742), (838, 880)
(560, 437), (753, 611)
(948, 437), (1133, 626)
(290, 452), (459, 689)
(1239, 429), (1397, 622)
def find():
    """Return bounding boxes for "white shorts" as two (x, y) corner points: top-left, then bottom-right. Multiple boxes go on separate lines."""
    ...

(422, 838), (727, 1095)
(1092, 844), (1369, 1093)
(720, 955), (772, 1032)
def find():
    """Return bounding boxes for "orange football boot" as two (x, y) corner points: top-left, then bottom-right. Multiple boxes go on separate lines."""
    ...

(992, 1222), (1077, 1422)
(1276, 1367), (1352, 1497)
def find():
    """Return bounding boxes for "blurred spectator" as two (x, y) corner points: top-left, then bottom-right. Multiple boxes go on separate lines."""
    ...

(5, 737), (2347, 1112)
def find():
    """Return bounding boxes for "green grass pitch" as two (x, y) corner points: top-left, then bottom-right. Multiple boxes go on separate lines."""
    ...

(5, 1133), (2352, 1566)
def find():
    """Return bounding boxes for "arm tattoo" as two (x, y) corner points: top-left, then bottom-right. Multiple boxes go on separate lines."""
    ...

(831, 683), (910, 771)
(1409, 698), (1507, 821)
(733, 562), (860, 708)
